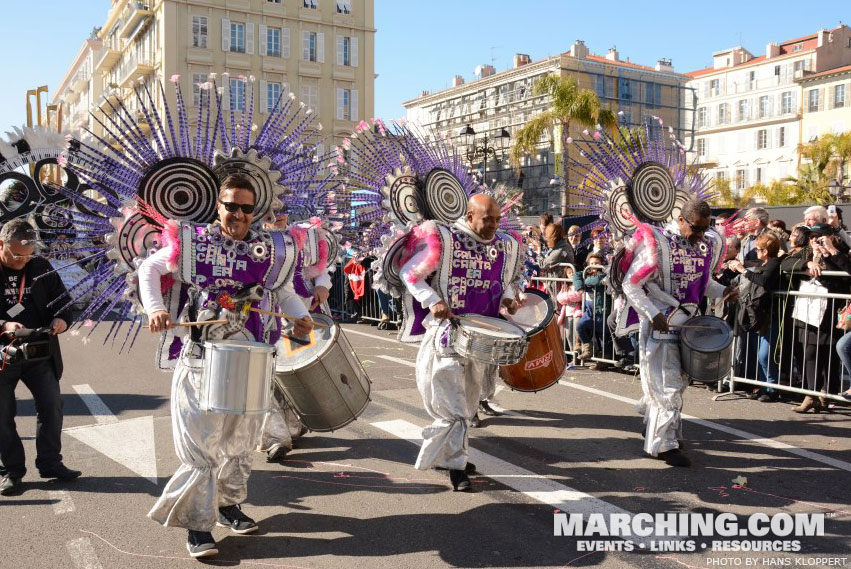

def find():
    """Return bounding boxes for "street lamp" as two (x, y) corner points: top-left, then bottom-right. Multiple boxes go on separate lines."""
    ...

(459, 124), (510, 185)
(828, 179), (848, 203)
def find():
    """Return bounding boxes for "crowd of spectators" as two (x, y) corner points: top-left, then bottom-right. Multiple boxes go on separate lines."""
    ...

(521, 206), (851, 408)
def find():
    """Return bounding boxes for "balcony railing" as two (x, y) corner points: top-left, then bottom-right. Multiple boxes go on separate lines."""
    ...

(120, 3), (152, 39)
(95, 45), (121, 72)
(118, 55), (155, 88)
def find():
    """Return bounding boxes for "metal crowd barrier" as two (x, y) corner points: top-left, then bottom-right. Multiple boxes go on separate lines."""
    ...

(327, 260), (402, 327)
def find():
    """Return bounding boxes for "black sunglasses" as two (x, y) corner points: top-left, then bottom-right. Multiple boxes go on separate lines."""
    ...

(684, 219), (710, 233)
(220, 201), (255, 214)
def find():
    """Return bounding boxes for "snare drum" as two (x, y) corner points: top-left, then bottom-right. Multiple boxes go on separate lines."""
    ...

(199, 340), (276, 414)
(274, 314), (371, 432)
(679, 315), (733, 384)
(452, 315), (528, 366)
(500, 289), (566, 391)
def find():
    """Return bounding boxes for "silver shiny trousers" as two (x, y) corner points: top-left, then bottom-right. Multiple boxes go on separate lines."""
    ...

(635, 318), (687, 456)
(148, 355), (263, 531)
(258, 385), (307, 453)
(414, 323), (496, 471)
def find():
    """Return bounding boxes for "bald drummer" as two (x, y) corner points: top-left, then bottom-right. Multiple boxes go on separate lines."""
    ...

(399, 194), (522, 491)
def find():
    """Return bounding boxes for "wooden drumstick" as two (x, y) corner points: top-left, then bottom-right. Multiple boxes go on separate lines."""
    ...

(144, 319), (229, 328)
(455, 315), (503, 331)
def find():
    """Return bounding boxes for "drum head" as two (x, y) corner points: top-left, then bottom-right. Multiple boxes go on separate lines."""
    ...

(505, 289), (555, 336)
(457, 314), (525, 339)
(679, 316), (732, 352)
(276, 314), (338, 371)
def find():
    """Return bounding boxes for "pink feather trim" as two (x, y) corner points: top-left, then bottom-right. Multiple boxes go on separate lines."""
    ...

(304, 239), (329, 280)
(161, 220), (180, 272)
(628, 222), (659, 285)
(289, 226), (307, 251)
(401, 221), (442, 284)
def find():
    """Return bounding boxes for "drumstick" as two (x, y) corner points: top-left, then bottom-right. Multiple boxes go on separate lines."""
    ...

(456, 315), (503, 331)
(248, 306), (330, 328)
(216, 292), (329, 328)
(143, 319), (229, 328)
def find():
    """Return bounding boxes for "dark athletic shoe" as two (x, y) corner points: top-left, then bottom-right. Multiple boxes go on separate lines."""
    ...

(186, 530), (218, 558)
(39, 463), (81, 480)
(449, 469), (472, 492)
(0, 476), (23, 496)
(217, 504), (259, 534)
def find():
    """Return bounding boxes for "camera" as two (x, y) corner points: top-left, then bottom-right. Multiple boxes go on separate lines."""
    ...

(0, 327), (52, 365)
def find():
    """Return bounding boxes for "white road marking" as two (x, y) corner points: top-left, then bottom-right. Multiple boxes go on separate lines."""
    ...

(343, 327), (415, 346)
(558, 380), (851, 473)
(66, 537), (103, 569)
(66, 415), (159, 483)
(372, 418), (629, 516)
(72, 384), (118, 425)
(378, 355), (416, 367)
(49, 490), (75, 515)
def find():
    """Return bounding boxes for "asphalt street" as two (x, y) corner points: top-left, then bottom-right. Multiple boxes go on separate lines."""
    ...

(1, 322), (850, 569)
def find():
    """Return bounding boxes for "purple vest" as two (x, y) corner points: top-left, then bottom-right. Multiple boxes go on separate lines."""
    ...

(175, 223), (297, 343)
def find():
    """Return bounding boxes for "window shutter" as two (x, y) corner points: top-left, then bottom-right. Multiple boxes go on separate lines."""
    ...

(302, 31), (310, 60)
(316, 143), (325, 161)
(246, 22), (254, 54)
(317, 32), (325, 63)
(222, 18), (231, 52)
(336, 36), (344, 66)
(282, 28), (290, 58)
(828, 85), (835, 109)
(336, 88), (344, 120)
(351, 37), (358, 67)
(259, 80), (267, 113)
(351, 89), (358, 122)
(259, 24), (267, 56)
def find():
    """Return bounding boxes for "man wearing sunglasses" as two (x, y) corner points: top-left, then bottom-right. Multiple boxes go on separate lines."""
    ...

(139, 174), (312, 558)
(0, 219), (77, 497)
(618, 199), (731, 467)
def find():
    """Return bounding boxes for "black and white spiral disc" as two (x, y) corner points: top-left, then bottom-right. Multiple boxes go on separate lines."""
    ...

(116, 213), (162, 266)
(604, 185), (636, 235)
(381, 236), (408, 292)
(138, 157), (219, 224)
(628, 162), (676, 222)
(424, 168), (467, 223)
(386, 172), (423, 226)
(33, 203), (75, 238)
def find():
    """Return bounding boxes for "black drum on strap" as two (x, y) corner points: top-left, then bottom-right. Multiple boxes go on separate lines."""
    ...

(678, 315), (733, 383)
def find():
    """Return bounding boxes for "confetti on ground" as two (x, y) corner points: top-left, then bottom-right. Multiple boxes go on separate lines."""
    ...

(732, 475), (748, 486)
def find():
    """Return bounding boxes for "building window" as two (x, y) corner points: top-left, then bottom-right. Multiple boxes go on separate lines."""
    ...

(301, 81), (318, 110)
(303, 31), (321, 62)
(595, 75), (606, 99)
(192, 73), (208, 106)
(737, 99), (748, 122)
(808, 89), (820, 112)
(781, 91), (793, 114)
(696, 138), (706, 156)
(718, 103), (729, 124)
(266, 82), (281, 111)
(758, 95), (770, 118)
(266, 27), (281, 57)
(338, 88), (351, 120)
(716, 171), (728, 182)
(303, 0), (318, 8)
(735, 169), (747, 191)
(192, 16), (207, 49)
(229, 78), (245, 111)
(230, 22), (245, 53)
(756, 167), (763, 184)
(835, 84), (846, 109)
(710, 78), (720, 96)
(757, 129), (768, 150)
(337, 36), (357, 66)
(618, 78), (632, 101)
(646, 82), (661, 108)
(778, 126), (786, 147)
(336, 0), (351, 13)
(697, 107), (707, 128)
(267, 0), (282, 3)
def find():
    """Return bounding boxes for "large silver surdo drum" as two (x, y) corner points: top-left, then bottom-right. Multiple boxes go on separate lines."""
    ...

(452, 314), (528, 366)
(199, 340), (276, 414)
(678, 315), (733, 384)
(274, 314), (371, 432)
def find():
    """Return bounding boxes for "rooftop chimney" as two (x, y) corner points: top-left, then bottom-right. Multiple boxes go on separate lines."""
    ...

(452, 75), (464, 87)
(569, 40), (589, 59)
(605, 46), (619, 61)
(475, 64), (496, 78)
(654, 58), (674, 72)
(421, 90), (430, 97)
(766, 42), (780, 58)
(514, 53), (531, 68)
(818, 28), (830, 47)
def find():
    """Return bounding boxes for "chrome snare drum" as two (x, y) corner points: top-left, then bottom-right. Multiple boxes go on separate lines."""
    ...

(452, 315), (528, 366)
(199, 340), (276, 414)
(678, 315), (733, 384)
(274, 314), (371, 432)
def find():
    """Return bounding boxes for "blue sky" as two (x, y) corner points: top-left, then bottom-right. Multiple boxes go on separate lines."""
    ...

(0, 1), (848, 132)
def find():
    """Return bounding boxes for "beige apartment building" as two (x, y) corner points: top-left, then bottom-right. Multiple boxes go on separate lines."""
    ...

(52, 0), (375, 154)
(403, 41), (691, 215)
(684, 25), (851, 195)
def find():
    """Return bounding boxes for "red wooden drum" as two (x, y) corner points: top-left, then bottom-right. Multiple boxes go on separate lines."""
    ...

(499, 289), (567, 392)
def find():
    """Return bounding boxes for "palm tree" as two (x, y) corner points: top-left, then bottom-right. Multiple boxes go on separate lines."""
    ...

(509, 75), (617, 217)
(830, 131), (851, 185)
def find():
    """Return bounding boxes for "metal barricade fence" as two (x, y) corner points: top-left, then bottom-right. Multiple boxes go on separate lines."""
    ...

(327, 260), (402, 327)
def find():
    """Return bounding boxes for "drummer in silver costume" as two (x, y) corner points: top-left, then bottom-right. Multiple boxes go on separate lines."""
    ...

(618, 199), (729, 467)
(140, 175), (313, 558)
(400, 194), (522, 491)
(259, 213), (334, 461)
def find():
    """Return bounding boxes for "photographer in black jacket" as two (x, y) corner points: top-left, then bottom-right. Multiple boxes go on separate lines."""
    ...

(0, 219), (77, 496)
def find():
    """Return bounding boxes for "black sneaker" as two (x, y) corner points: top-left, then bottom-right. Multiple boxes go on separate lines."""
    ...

(266, 444), (290, 462)
(478, 401), (502, 416)
(449, 469), (472, 492)
(186, 530), (218, 558)
(217, 504), (258, 534)
(470, 413), (481, 428)
(39, 463), (81, 480)
(435, 462), (477, 474)
(657, 449), (691, 467)
(0, 476), (23, 496)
